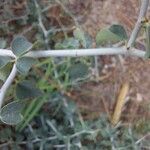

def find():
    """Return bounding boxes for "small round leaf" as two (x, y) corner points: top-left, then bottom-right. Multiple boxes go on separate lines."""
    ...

(69, 63), (89, 80)
(109, 24), (127, 40)
(16, 57), (36, 75)
(11, 36), (32, 57)
(0, 101), (24, 125)
(16, 80), (43, 100)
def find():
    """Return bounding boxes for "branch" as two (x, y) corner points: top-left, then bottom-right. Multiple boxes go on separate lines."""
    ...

(26, 48), (145, 58)
(0, 47), (145, 58)
(127, 0), (149, 49)
(0, 50), (16, 58)
(0, 64), (17, 108)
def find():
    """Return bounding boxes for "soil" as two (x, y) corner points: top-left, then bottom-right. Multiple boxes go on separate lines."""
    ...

(69, 0), (150, 124)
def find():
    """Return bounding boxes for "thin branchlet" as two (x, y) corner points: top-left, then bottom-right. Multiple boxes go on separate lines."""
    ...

(127, 0), (149, 49)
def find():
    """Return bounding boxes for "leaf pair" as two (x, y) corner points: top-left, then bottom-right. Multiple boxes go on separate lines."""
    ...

(0, 36), (35, 78)
(11, 36), (33, 57)
(11, 36), (36, 75)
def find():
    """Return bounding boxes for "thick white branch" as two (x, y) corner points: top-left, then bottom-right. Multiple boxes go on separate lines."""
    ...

(0, 64), (17, 108)
(0, 48), (145, 58)
(26, 48), (145, 58)
(127, 0), (149, 48)
(0, 50), (16, 58)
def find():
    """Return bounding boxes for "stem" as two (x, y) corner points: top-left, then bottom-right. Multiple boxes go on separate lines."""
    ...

(0, 136), (57, 148)
(20, 48), (146, 58)
(0, 48), (145, 58)
(135, 133), (150, 144)
(127, 0), (149, 49)
(0, 64), (17, 108)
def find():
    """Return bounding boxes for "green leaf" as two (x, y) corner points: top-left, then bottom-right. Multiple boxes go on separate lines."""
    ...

(0, 39), (7, 48)
(11, 36), (32, 57)
(73, 28), (86, 48)
(96, 24), (127, 45)
(0, 56), (12, 69)
(16, 80), (43, 100)
(96, 28), (119, 45)
(0, 101), (24, 125)
(109, 24), (128, 40)
(0, 63), (12, 81)
(69, 63), (89, 80)
(16, 57), (36, 74)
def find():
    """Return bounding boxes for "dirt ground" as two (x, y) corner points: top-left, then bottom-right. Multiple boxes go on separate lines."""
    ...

(69, 0), (150, 124)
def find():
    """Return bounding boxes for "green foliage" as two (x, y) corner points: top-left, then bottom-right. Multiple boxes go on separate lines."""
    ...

(16, 80), (43, 100)
(1, 106), (148, 149)
(0, 101), (24, 125)
(0, 56), (12, 69)
(0, 63), (12, 81)
(11, 36), (33, 57)
(16, 57), (36, 75)
(68, 63), (89, 81)
(109, 24), (128, 40)
(96, 24), (127, 45)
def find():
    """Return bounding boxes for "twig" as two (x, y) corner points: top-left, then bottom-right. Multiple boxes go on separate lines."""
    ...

(135, 133), (150, 144)
(127, 0), (149, 49)
(0, 136), (57, 148)
(46, 120), (61, 137)
(0, 63), (17, 108)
